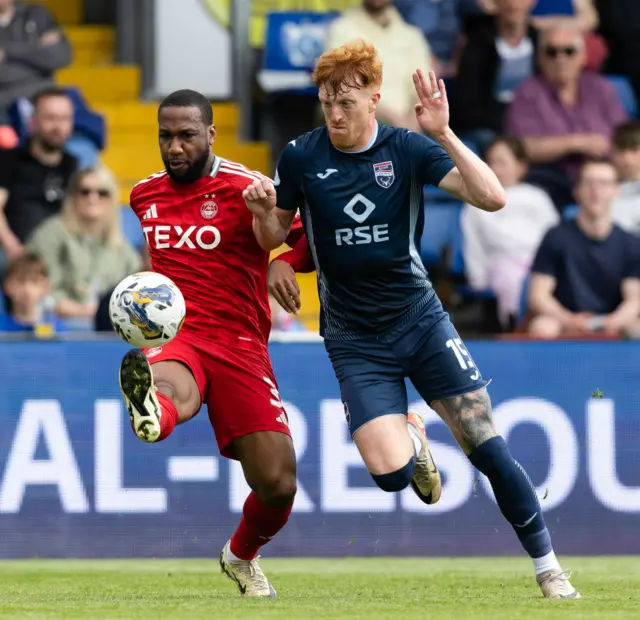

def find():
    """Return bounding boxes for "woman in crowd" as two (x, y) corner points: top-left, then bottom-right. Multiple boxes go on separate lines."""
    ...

(27, 165), (141, 328)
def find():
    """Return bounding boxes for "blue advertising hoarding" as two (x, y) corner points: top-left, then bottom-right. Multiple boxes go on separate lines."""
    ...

(0, 339), (639, 558)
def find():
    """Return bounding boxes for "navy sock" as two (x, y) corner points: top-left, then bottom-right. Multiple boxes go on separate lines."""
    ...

(468, 436), (552, 559)
(370, 456), (416, 492)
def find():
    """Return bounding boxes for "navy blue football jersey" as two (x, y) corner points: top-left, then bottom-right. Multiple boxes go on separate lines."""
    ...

(274, 123), (455, 339)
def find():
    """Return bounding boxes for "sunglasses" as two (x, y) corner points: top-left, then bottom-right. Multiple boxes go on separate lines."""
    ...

(544, 46), (578, 59)
(78, 187), (111, 198)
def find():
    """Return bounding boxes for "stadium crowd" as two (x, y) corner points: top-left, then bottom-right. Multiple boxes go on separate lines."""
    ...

(0, 0), (639, 340)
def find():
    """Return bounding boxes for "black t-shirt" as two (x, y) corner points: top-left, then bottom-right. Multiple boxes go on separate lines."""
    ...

(0, 146), (77, 242)
(532, 220), (640, 314)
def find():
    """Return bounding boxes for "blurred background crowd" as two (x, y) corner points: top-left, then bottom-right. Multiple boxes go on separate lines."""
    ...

(1, 0), (639, 341)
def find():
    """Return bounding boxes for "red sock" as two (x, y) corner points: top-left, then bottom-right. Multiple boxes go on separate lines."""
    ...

(230, 491), (293, 560)
(156, 392), (178, 441)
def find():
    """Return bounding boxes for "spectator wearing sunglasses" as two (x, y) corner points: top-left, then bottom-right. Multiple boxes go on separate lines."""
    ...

(505, 25), (627, 209)
(26, 165), (141, 327)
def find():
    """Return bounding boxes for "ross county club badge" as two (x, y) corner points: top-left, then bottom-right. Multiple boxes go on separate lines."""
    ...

(373, 161), (395, 188)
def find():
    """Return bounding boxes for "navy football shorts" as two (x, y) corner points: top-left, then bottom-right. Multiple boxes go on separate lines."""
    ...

(324, 299), (490, 435)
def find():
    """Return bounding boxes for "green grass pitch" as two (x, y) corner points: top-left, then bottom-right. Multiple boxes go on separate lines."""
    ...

(0, 557), (638, 619)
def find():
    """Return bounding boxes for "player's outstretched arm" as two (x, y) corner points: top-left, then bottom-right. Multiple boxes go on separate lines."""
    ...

(243, 178), (296, 251)
(412, 69), (506, 212)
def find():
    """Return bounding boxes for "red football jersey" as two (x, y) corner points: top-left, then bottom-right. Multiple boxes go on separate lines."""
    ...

(130, 156), (303, 350)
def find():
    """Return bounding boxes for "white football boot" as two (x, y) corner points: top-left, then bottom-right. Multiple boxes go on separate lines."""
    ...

(118, 349), (162, 442)
(220, 541), (276, 598)
(537, 569), (581, 599)
(407, 412), (442, 504)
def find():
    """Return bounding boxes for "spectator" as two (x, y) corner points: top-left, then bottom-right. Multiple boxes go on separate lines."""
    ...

(505, 25), (627, 209)
(326, 0), (433, 132)
(0, 0), (72, 124)
(27, 165), (141, 327)
(394, 0), (485, 76)
(462, 136), (558, 328)
(527, 159), (640, 339)
(0, 252), (63, 332)
(0, 87), (76, 263)
(451, 0), (539, 151)
(530, 0), (599, 32)
(529, 1), (605, 71)
(611, 122), (640, 236)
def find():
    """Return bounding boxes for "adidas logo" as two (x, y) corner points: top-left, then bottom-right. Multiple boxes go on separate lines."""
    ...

(276, 413), (289, 427)
(142, 204), (158, 220)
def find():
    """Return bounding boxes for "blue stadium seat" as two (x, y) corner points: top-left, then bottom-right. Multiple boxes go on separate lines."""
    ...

(420, 199), (460, 265)
(119, 206), (144, 249)
(450, 206), (496, 300)
(563, 204), (580, 221)
(423, 184), (459, 204)
(605, 75), (639, 118)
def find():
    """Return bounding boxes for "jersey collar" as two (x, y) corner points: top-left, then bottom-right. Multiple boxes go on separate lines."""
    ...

(334, 122), (379, 154)
(209, 155), (223, 177)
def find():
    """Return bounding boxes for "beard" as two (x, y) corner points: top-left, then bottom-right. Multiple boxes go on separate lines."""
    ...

(37, 135), (65, 153)
(164, 150), (212, 184)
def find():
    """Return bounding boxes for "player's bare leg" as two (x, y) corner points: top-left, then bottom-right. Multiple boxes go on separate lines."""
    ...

(432, 387), (580, 599)
(353, 414), (441, 504)
(119, 350), (200, 442)
(220, 430), (297, 598)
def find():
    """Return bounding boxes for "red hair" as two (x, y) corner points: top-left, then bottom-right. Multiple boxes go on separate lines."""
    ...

(312, 40), (383, 95)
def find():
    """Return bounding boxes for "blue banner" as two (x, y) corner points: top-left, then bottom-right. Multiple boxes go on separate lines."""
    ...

(0, 339), (639, 558)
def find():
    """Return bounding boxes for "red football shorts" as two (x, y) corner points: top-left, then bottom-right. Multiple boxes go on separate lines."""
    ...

(142, 332), (291, 459)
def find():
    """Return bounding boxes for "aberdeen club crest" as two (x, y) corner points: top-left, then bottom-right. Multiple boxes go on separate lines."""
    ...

(373, 161), (395, 188)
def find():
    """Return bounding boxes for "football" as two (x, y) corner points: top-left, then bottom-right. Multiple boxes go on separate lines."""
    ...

(109, 272), (186, 348)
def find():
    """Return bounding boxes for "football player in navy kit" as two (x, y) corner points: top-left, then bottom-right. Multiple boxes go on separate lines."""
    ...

(245, 40), (580, 599)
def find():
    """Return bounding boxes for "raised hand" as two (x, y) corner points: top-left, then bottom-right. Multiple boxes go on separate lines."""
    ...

(412, 69), (450, 139)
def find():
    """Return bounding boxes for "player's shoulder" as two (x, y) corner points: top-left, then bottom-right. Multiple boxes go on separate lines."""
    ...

(283, 127), (328, 160)
(216, 157), (271, 191)
(130, 170), (169, 204)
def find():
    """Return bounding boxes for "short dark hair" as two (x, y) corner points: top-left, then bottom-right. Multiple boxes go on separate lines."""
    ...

(578, 157), (616, 180)
(484, 135), (527, 163)
(31, 86), (72, 110)
(612, 121), (640, 151)
(3, 253), (48, 283)
(158, 89), (213, 125)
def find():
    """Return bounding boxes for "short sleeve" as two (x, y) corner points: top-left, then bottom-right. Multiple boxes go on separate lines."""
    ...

(274, 141), (304, 212)
(531, 226), (563, 278)
(404, 130), (455, 187)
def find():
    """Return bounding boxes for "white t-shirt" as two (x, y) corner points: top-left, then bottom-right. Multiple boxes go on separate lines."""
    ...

(461, 183), (559, 290)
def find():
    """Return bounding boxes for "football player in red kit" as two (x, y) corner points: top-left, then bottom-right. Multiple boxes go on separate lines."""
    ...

(119, 90), (304, 598)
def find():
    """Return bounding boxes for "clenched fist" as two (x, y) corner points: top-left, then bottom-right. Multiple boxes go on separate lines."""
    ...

(243, 178), (277, 218)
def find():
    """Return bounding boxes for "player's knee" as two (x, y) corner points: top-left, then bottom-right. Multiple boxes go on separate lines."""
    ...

(255, 471), (297, 509)
(370, 457), (415, 492)
(528, 315), (562, 339)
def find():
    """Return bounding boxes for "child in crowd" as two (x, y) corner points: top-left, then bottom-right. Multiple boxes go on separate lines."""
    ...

(0, 253), (63, 333)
